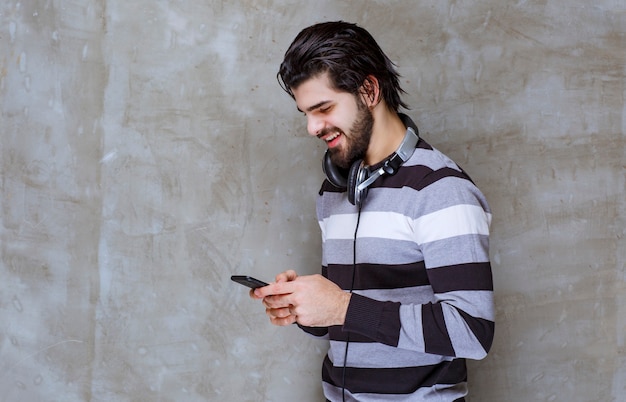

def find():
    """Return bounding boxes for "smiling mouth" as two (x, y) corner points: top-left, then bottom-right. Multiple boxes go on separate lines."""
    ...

(325, 132), (340, 142)
(319, 129), (343, 148)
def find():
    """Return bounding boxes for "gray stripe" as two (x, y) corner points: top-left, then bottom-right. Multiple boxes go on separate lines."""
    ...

(322, 381), (468, 401)
(323, 237), (422, 266)
(406, 147), (459, 170)
(439, 290), (495, 321)
(355, 286), (436, 305)
(328, 340), (452, 368)
(421, 234), (490, 267)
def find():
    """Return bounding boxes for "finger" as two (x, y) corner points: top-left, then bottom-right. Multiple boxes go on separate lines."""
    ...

(266, 307), (291, 319)
(263, 294), (292, 310)
(254, 284), (274, 298)
(288, 304), (301, 317)
(249, 288), (262, 299)
(254, 281), (295, 298)
(284, 270), (298, 281)
(275, 269), (297, 283)
(270, 314), (297, 326)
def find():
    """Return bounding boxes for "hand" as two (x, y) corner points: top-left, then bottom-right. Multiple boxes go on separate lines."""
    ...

(248, 269), (297, 299)
(249, 270), (298, 325)
(249, 270), (299, 325)
(254, 272), (351, 328)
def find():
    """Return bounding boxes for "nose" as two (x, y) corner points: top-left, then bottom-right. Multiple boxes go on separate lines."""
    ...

(307, 115), (325, 137)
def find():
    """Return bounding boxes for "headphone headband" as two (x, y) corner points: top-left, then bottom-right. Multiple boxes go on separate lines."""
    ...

(355, 126), (418, 192)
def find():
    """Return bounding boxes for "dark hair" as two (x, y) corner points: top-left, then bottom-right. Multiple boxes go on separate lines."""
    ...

(277, 21), (408, 111)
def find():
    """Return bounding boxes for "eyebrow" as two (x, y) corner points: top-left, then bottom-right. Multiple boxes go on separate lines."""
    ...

(297, 100), (333, 113)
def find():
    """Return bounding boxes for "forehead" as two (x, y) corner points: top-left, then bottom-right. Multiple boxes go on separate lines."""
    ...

(292, 73), (353, 112)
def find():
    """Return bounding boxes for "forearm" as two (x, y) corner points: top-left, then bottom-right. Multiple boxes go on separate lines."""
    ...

(342, 293), (401, 346)
(342, 292), (494, 359)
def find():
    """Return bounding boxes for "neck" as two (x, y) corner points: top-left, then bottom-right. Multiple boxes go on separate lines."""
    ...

(364, 104), (407, 166)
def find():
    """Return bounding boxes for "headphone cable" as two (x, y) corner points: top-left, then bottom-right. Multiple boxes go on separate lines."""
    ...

(342, 204), (362, 402)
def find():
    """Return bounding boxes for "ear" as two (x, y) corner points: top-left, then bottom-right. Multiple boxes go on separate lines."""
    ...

(360, 75), (381, 108)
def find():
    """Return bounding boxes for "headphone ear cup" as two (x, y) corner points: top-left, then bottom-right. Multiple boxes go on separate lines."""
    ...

(322, 151), (348, 189)
(347, 159), (366, 206)
(323, 153), (369, 207)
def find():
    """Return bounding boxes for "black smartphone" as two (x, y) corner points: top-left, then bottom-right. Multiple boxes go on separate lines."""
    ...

(230, 275), (269, 289)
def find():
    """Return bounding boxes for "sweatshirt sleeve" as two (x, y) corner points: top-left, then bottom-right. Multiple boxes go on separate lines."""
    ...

(297, 324), (329, 339)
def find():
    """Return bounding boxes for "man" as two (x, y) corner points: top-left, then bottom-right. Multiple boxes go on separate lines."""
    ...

(253, 21), (494, 401)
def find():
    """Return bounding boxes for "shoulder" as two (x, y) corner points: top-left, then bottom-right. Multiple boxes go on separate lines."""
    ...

(383, 138), (473, 191)
(382, 139), (491, 216)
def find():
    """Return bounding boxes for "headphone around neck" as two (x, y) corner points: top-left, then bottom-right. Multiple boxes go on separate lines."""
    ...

(322, 115), (419, 208)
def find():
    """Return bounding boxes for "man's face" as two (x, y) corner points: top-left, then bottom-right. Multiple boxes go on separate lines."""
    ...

(292, 73), (373, 169)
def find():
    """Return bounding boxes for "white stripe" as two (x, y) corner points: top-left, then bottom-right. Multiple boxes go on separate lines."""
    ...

(320, 206), (491, 244)
(319, 213), (359, 241)
(411, 204), (491, 244)
(320, 211), (414, 241)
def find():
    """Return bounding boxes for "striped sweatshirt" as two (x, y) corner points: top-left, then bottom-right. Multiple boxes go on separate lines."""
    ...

(303, 120), (494, 401)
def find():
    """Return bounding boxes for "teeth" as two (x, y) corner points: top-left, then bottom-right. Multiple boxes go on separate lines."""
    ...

(326, 132), (340, 142)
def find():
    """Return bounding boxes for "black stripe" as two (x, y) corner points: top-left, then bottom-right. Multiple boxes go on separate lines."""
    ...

(329, 328), (401, 344)
(325, 262), (429, 291)
(414, 167), (474, 190)
(427, 262), (493, 293)
(373, 164), (474, 192)
(458, 310), (495, 353)
(298, 324), (329, 337)
(380, 164), (434, 189)
(422, 303), (456, 357)
(416, 138), (433, 151)
(328, 326), (374, 343)
(342, 293), (401, 346)
(328, 296), (401, 345)
(322, 355), (467, 394)
(319, 178), (346, 195)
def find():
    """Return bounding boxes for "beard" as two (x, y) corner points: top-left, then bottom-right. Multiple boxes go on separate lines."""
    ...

(328, 99), (374, 169)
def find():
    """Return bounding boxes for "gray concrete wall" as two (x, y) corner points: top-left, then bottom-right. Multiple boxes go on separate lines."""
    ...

(1, 1), (624, 401)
